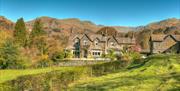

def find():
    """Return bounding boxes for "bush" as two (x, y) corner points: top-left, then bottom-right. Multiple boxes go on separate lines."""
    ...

(51, 51), (65, 63)
(0, 39), (28, 69)
(118, 50), (143, 67)
(35, 58), (52, 68)
(64, 50), (73, 58)
(106, 49), (116, 60)
(1, 60), (124, 90)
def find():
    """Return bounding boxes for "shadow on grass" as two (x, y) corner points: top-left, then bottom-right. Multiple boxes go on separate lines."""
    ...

(70, 72), (180, 91)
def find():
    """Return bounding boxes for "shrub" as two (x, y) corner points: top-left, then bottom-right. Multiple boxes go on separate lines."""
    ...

(0, 39), (28, 69)
(106, 49), (116, 60)
(1, 61), (124, 90)
(64, 50), (73, 58)
(118, 50), (143, 67)
(51, 51), (65, 63)
(35, 58), (52, 68)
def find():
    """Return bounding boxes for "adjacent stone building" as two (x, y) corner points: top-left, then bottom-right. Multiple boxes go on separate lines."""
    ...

(149, 34), (180, 54)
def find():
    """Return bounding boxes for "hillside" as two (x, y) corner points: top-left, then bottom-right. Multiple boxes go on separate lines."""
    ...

(26, 16), (101, 35)
(0, 16), (180, 49)
(69, 54), (180, 91)
(0, 16), (179, 35)
(136, 18), (180, 49)
(0, 16), (14, 31)
(0, 54), (179, 91)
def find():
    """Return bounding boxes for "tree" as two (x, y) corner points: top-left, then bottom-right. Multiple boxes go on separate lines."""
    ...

(14, 18), (27, 46)
(30, 19), (46, 39)
(125, 31), (135, 38)
(0, 39), (27, 69)
(32, 36), (48, 55)
(106, 49), (116, 60)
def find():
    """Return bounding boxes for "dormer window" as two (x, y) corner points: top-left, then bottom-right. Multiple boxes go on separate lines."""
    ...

(111, 42), (115, 46)
(95, 40), (98, 46)
(75, 38), (80, 45)
(75, 38), (79, 42)
(84, 40), (87, 45)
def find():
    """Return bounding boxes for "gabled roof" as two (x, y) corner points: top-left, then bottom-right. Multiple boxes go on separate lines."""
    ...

(151, 34), (167, 41)
(172, 35), (180, 41)
(88, 34), (102, 41)
(116, 37), (135, 44)
(151, 34), (180, 42)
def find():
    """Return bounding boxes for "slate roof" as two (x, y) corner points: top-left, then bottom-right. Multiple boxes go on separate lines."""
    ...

(116, 37), (135, 44)
(172, 35), (180, 41)
(151, 34), (180, 42)
(151, 35), (167, 41)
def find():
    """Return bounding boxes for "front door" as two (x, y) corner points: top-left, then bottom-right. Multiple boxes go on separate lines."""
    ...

(83, 50), (88, 58)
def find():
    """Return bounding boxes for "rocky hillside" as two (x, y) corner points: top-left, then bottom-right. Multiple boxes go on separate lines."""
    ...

(26, 16), (101, 35)
(0, 16), (14, 31)
(136, 18), (180, 49)
(0, 16), (179, 34)
(139, 18), (180, 34)
(0, 16), (142, 36)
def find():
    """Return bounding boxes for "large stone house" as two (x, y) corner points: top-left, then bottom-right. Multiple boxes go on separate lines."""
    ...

(149, 34), (180, 54)
(66, 33), (136, 58)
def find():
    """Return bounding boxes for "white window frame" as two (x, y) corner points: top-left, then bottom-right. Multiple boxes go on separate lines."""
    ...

(84, 40), (87, 45)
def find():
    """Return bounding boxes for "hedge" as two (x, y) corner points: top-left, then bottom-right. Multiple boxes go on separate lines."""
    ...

(0, 60), (125, 91)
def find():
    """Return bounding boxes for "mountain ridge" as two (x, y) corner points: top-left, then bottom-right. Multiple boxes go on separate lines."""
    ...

(0, 16), (179, 34)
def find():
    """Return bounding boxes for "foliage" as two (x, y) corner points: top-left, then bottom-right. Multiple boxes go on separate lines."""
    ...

(64, 50), (73, 58)
(30, 19), (46, 39)
(35, 58), (52, 68)
(51, 51), (65, 63)
(14, 18), (27, 46)
(0, 39), (27, 69)
(0, 30), (12, 46)
(105, 49), (116, 60)
(137, 29), (152, 49)
(118, 49), (143, 67)
(31, 36), (49, 55)
(125, 31), (135, 38)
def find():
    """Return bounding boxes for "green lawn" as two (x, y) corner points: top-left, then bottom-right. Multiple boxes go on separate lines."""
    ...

(69, 54), (180, 91)
(0, 66), (72, 83)
(0, 54), (180, 91)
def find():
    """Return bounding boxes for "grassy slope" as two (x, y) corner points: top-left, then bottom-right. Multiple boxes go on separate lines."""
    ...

(0, 66), (74, 83)
(0, 61), (106, 84)
(69, 54), (180, 91)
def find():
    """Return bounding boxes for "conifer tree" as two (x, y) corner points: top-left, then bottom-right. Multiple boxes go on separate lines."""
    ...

(14, 18), (27, 46)
(30, 19), (46, 39)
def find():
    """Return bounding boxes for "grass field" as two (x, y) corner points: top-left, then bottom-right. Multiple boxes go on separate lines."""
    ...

(69, 54), (180, 91)
(0, 54), (180, 91)
(0, 66), (73, 83)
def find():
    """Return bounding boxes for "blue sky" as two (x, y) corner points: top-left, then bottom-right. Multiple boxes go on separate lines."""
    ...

(0, 0), (180, 26)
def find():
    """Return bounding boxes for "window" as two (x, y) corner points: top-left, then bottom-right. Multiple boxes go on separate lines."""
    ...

(75, 38), (79, 43)
(95, 40), (98, 46)
(95, 52), (97, 55)
(84, 40), (87, 45)
(92, 52), (101, 56)
(111, 42), (115, 46)
(93, 52), (95, 55)
(74, 38), (80, 46)
(98, 52), (100, 55)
